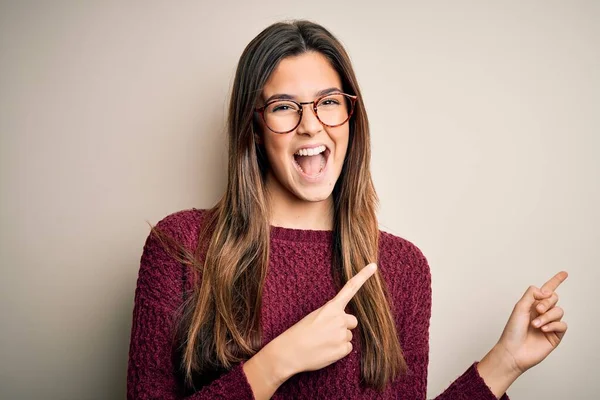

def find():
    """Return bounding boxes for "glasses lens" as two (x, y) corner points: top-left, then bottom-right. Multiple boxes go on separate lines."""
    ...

(264, 100), (301, 133)
(316, 94), (352, 126)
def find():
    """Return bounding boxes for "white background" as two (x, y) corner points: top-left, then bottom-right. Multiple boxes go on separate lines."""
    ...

(1, 1), (598, 398)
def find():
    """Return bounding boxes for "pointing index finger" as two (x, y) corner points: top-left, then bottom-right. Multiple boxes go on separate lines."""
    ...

(332, 263), (377, 309)
(540, 271), (569, 294)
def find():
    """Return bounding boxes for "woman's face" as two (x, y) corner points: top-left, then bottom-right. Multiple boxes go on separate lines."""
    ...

(258, 51), (350, 203)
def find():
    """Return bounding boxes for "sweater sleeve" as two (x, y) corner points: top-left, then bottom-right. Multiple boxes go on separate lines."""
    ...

(400, 245), (510, 400)
(126, 212), (255, 400)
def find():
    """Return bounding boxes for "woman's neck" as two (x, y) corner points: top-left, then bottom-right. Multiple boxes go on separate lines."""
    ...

(269, 200), (334, 231)
(266, 174), (334, 231)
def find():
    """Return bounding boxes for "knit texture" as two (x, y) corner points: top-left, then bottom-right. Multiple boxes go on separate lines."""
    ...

(127, 208), (510, 399)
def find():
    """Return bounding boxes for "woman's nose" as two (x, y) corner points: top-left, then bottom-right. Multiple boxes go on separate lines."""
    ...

(296, 105), (322, 136)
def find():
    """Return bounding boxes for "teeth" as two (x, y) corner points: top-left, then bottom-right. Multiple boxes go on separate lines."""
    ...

(294, 145), (326, 156)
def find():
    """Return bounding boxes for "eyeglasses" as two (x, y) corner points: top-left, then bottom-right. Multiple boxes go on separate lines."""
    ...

(255, 92), (358, 134)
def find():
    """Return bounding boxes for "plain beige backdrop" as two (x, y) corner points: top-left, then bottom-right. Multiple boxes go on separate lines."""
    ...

(1, 1), (598, 399)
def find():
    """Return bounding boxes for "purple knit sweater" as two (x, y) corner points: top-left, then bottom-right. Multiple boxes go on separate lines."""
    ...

(127, 208), (510, 399)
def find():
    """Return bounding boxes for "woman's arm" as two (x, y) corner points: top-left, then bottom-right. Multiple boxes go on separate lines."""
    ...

(399, 244), (568, 400)
(476, 346), (521, 398)
(477, 271), (569, 397)
(242, 335), (295, 400)
(127, 212), (263, 399)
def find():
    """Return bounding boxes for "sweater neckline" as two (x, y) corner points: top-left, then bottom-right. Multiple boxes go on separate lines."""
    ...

(269, 224), (333, 244)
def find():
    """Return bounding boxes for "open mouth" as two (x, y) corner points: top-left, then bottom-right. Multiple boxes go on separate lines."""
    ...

(292, 146), (331, 179)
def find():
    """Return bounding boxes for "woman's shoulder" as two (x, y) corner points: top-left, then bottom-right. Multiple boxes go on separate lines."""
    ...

(378, 229), (428, 267)
(150, 208), (210, 250)
(378, 229), (431, 292)
(135, 208), (210, 313)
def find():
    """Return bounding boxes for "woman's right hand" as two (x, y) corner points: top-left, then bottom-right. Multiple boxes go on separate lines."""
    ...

(271, 262), (378, 376)
(242, 262), (377, 399)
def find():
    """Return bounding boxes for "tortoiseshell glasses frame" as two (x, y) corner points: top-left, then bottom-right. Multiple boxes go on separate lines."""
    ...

(254, 92), (358, 134)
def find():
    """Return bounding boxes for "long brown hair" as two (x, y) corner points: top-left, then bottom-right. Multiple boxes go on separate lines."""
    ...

(151, 20), (407, 393)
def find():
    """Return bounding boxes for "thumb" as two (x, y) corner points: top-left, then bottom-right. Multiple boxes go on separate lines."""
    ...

(514, 285), (552, 313)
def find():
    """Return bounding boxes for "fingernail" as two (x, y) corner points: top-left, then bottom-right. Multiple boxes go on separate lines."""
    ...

(369, 263), (377, 271)
(533, 319), (541, 327)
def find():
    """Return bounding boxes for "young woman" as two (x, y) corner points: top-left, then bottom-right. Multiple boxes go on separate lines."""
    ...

(126, 20), (568, 400)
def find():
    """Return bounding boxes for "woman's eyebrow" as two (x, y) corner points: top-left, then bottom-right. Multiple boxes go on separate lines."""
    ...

(264, 87), (343, 103)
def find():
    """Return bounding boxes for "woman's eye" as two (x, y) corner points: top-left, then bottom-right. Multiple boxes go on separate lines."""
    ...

(271, 103), (297, 113)
(320, 98), (341, 107)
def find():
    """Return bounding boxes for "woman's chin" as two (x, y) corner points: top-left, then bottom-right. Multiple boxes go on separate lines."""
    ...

(290, 186), (333, 203)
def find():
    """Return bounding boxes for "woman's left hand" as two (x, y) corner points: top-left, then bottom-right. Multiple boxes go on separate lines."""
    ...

(494, 271), (569, 375)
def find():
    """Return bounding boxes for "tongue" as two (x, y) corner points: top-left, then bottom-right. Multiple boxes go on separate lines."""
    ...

(295, 154), (324, 176)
